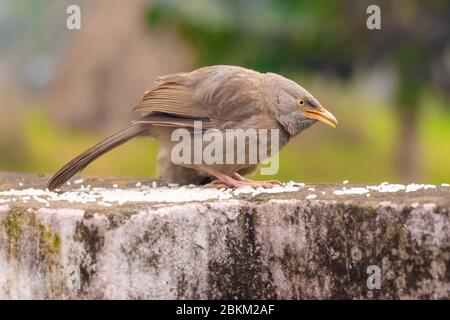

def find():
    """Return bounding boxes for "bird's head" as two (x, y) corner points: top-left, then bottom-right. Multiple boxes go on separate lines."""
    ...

(270, 74), (338, 137)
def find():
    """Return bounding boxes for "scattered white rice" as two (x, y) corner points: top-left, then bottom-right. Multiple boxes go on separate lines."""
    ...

(376, 183), (405, 193)
(442, 183), (450, 187)
(333, 187), (369, 195)
(73, 179), (84, 184)
(233, 182), (300, 197)
(0, 180), (446, 207)
(289, 181), (305, 187)
(405, 183), (435, 193)
(33, 196), (49, 205)
(332, 182), (438, 196)
(0, 182), (303, 207)
(342, 180), (349, 184)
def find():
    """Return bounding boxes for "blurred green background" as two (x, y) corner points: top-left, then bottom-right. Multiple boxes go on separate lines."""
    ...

(0, 0), (448, 184)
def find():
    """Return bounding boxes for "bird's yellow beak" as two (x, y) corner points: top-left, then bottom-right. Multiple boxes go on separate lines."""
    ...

(302, 106), (338, 128)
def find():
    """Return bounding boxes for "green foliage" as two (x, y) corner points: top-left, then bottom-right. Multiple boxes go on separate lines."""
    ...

(17, 108), (160, 178)
(147, 0), (449, 102)
(147, 0), (353, 75)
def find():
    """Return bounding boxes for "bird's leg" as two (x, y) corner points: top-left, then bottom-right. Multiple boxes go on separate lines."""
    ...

(205, 179), (236, 189)
(203, 170), (244, 189)
(203, 168), (281, 189)
(232, 173), (281, 186)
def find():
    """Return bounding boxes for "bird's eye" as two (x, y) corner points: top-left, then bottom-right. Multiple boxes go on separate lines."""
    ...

(298, 99), (304, 105)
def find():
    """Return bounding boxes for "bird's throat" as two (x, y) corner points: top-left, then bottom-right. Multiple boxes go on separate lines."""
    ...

(277, 112), (315, 137)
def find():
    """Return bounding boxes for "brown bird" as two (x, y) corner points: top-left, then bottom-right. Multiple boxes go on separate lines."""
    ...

(47, 65), (337, 191)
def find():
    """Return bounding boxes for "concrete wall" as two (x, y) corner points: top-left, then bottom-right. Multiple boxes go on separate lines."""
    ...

(0, 173), (449, 299)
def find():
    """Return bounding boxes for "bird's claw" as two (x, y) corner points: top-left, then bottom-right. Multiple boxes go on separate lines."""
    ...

(205, 173), (281, 189)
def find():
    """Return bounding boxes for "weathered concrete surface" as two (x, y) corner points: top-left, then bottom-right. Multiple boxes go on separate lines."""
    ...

(0, 172), (449, 299)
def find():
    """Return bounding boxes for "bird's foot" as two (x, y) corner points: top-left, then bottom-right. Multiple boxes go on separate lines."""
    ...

(205, 179), (237, 189)
(204, 173), (281, 189)
(232, 173), (281, 187)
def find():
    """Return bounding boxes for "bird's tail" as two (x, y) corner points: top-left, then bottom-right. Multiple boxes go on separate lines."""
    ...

(46, 125), (146, 191)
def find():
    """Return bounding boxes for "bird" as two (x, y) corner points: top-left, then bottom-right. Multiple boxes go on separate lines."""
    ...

(46, 65), (337, 191)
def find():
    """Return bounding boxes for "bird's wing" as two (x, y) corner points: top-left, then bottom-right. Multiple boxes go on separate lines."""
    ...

(133, 66), (274, 130)
(132, 72), (209, 119)
(133, 114), (215, 129)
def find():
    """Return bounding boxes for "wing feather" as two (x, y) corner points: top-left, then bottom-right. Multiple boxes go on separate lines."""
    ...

(133, 114), (215, 129)
(132, 66), (275, 130)
(133, 74), (210, 119)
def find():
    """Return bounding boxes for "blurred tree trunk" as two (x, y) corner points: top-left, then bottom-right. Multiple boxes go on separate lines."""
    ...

(46, 0), (194, 132)
(395, 106), (419, 182)
(394, 45), (427, 182)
